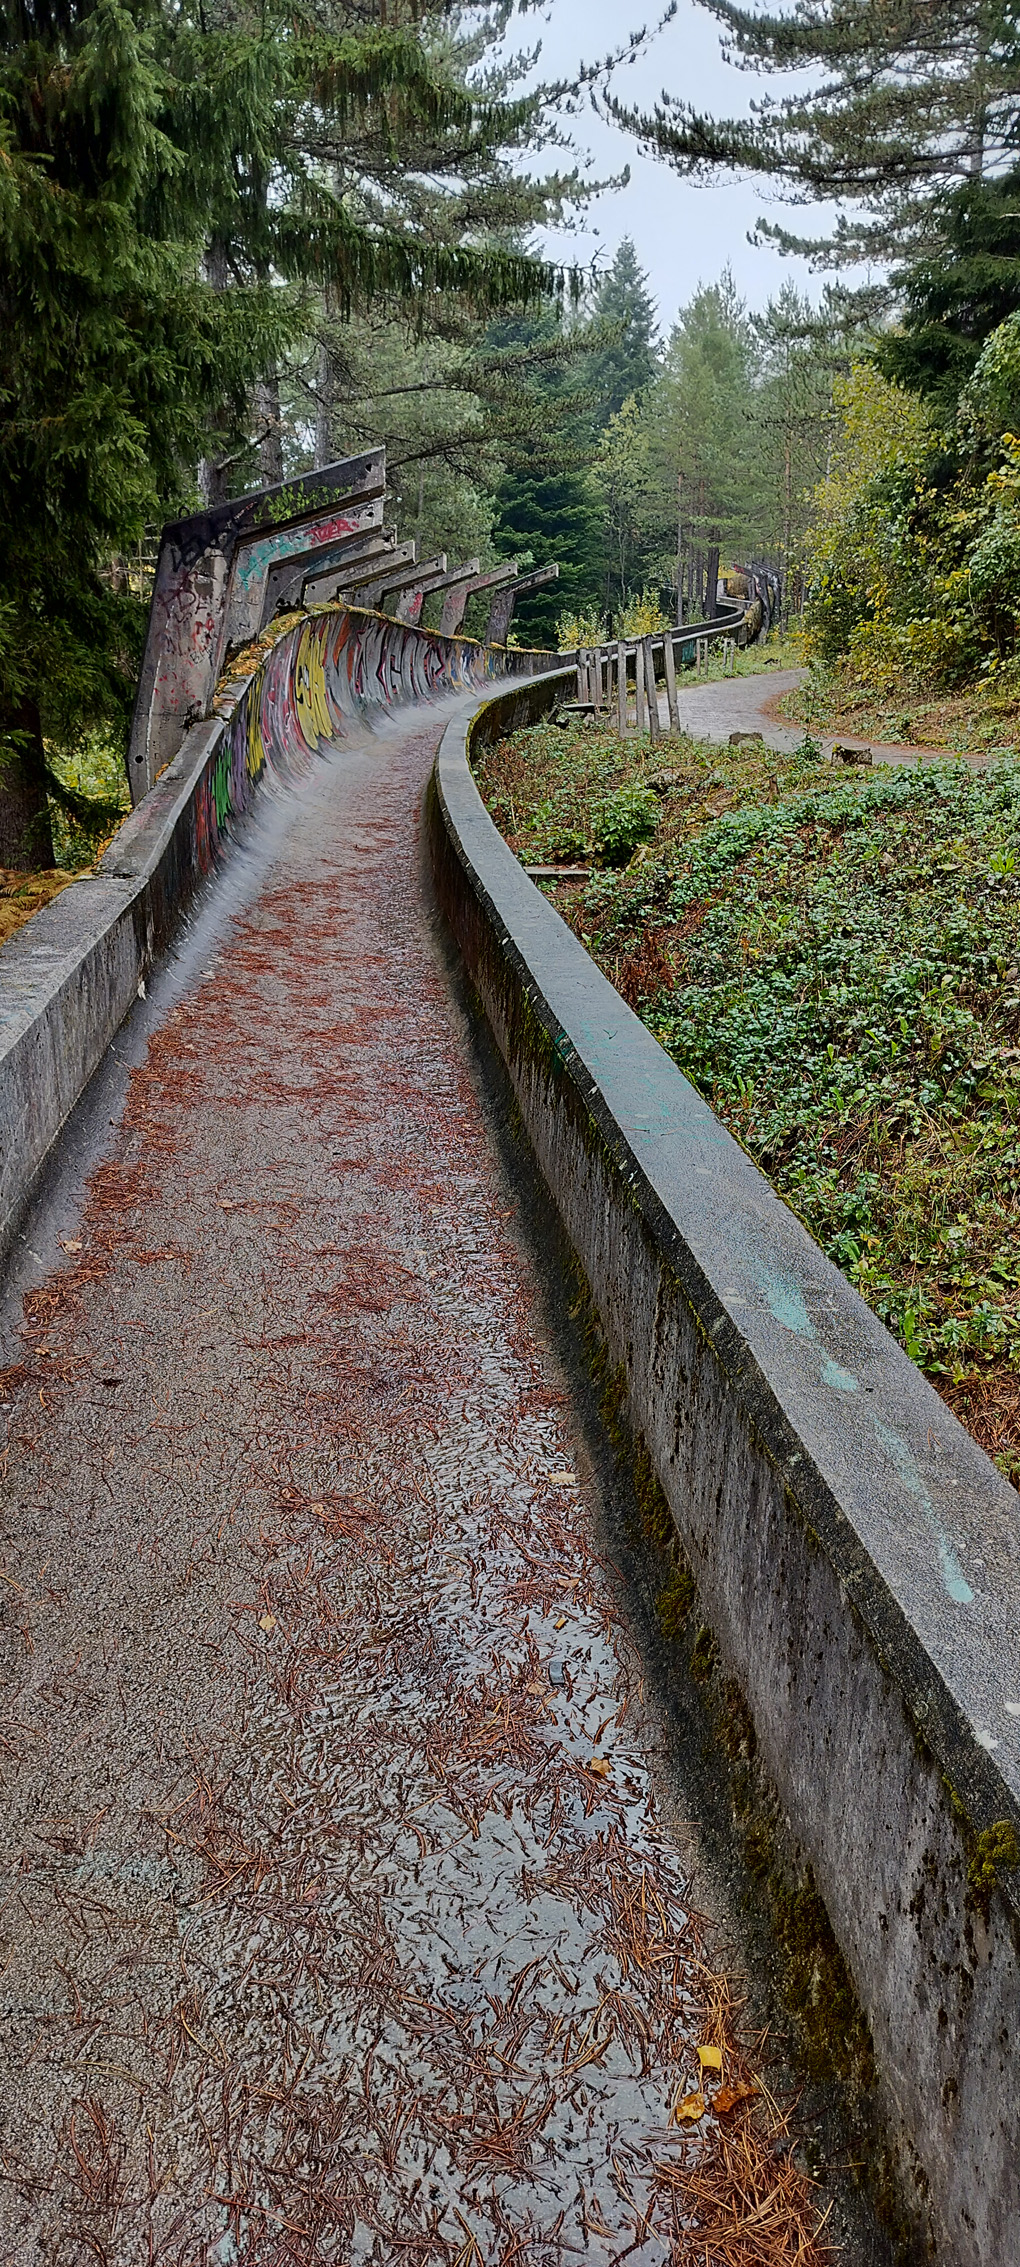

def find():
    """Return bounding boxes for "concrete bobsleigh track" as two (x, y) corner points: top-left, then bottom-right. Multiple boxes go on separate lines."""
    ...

(429, 678), (1020, 2267)
(0, 600), (551, 1277)
(2, 464), (1019, 2260)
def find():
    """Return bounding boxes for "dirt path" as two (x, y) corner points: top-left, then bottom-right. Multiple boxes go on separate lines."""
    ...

(0, 700), (786, 2263)
(670, 667), (966, 766)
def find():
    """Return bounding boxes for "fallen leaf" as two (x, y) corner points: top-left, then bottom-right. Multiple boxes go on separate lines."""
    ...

(549, 1470), (575, 1485)
(310, 1501), (325, 1515)
(258, 1612), (277, 1633)
(697, 2044), (724, 2073)
(59, 1239), (82, 1254)
(672, 2090), (706, 2124)
(713, 2081), (758, 2116)
(554, 1616), (567, 1630)
(587, 1757), (611, 1779)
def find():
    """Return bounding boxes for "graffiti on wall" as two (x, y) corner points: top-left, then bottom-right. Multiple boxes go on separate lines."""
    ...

(128, 450), (386, 803)
(187, 604), (523, 881)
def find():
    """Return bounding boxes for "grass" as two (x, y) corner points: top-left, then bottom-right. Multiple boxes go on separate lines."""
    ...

(677, 629), (803, 684)
(781, 655), (1020, 760)
(474, 715), (1020, 1485)
(0, 866), (75, 946)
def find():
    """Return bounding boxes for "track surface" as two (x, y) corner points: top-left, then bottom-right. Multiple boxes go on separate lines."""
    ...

(0, 700), (714, 2263)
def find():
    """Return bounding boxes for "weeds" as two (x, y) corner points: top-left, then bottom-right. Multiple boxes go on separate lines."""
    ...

(477, 720), (1020, 1485)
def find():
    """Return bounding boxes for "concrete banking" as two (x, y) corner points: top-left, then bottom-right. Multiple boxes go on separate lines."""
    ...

(429, 670), (1020, 2266)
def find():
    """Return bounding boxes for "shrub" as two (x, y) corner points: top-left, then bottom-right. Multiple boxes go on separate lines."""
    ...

(618, 590), (669, 638)
(591, 783), (660, 866)
(556, 606), (608, 651)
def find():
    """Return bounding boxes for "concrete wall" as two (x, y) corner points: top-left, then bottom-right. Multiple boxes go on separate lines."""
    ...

(0, 607), (544, 1271)
(126, 453), (386, 802)
(428, 678), (1020, 2266)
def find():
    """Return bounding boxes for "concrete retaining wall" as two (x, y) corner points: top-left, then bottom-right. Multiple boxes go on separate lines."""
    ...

(428, 678), (1020, 2266)
(0, 606), (543, 1269)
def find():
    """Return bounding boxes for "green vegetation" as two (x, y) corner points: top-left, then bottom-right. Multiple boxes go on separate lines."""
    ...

(0, 0), (588, 859)
(476, 716), (1020, 1479)
(611, 0), (1020, 272)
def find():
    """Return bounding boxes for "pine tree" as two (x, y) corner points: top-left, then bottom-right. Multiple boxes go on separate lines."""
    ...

(649, 275), (760, 618)
(0, 0), (276, 863)
(0, 0), (566, 855)
(488, 310), (604, 641)
(875, 166), (1020, 412)
(607, 0), (1020, 268)
(584, 238), (659, 425)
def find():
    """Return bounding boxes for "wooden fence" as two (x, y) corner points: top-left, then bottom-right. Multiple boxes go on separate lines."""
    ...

(572, 614), (743, 741)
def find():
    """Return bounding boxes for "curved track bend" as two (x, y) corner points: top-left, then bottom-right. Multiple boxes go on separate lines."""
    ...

(0, 689), (734, 2264)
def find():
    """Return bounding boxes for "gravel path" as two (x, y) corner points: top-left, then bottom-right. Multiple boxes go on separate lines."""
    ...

(0, 698), (720, 2263)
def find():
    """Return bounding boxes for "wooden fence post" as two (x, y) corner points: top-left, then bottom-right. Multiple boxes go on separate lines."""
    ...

(643, 636), (660, 744)
(663, 632), (680, 732)
(617, 641), (627, 736)
(634, 639), (647, 734)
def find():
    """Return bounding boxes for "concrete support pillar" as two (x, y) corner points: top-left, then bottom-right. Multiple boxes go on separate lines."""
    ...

(486, 563), (559, 648)
(439, 563), (517, 638)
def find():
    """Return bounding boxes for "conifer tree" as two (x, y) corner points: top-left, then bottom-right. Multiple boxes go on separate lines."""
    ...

(584, 237), (659, 425)
(487, 310), (605, 642)
(875, 166), (1020, 412)
(0, 0), (566, 852)
(607, 0), (1020, 268)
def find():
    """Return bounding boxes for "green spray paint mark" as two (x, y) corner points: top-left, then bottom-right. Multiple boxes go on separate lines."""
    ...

(875, 1419), (974, 1606)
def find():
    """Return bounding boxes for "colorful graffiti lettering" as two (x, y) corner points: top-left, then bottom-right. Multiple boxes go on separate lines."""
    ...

(186, 603), (531, 883)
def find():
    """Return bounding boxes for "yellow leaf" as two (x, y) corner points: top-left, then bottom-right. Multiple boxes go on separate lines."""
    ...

(697, 2045), (723, 2073)
(587, 1757), (611, 1778)
(672, 2089), (706, 2124)
(554, 1616), (567, 1630)
(259, 1612), (276, 1633)
(59, 1238), (82, 1253)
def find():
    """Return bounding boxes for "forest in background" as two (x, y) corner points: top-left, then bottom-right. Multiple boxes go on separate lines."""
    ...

(7, 0), (1020, 858)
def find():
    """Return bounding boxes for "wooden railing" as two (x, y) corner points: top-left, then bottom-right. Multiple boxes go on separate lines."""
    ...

(569, 613), (744, 741)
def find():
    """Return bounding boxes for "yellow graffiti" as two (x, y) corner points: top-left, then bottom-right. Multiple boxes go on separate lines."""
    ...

(294, 621), (334, 747)
(245, 666), (267, 781)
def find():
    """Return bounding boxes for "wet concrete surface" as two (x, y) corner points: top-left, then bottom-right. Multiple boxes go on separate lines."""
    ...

(0, 696), (742, 2262)
(670, 667), (805, 752)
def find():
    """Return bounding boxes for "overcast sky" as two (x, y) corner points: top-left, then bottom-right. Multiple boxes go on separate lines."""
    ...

(509, 0), (852, 331)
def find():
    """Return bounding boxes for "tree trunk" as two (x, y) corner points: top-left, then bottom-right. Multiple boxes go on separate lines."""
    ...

(255, 372), (284, 486)
(706, 545), (720, 620)
(315, 278), (341, 472)
(0, 702), (55, 869)
(199, 238), (233, 506)
(676, 474), (684, 626)
(199, 454), (230, 508)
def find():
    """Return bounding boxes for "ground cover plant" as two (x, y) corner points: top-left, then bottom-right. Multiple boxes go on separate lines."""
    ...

(775, 662), (1020, 762)
(474, 717), (1020, 1482)
(0, 731), (131, 955)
